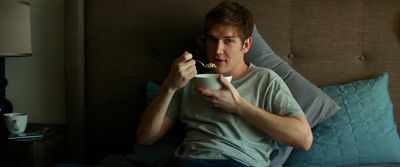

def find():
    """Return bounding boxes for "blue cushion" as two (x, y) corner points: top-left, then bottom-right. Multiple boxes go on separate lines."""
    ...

(285, 73), (400, 167)
(145, 81), (160, 105)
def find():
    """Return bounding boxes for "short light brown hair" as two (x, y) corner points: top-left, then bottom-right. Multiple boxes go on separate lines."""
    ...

(205, 1), (254, 43)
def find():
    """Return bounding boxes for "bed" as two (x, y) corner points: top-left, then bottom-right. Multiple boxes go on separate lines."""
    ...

(65, 0), (400, 166)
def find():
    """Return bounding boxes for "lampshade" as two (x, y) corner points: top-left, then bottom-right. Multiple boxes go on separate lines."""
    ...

(0, 0), (31, 57)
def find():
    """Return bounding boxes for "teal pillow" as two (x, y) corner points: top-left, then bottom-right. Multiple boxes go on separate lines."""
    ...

(145, 81), (160, 105)
(124, 82), (183, 167)
(285, 73), (400, 167)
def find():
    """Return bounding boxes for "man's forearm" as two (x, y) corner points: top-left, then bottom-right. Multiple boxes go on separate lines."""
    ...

(136, 84), (176, 145)
(236, 100), (313, 150)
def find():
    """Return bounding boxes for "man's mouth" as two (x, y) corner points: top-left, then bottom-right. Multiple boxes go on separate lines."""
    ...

(212, 58), (226, 65)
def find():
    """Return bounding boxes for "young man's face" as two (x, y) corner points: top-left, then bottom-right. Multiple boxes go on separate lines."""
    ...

(206, 24), (251, 76)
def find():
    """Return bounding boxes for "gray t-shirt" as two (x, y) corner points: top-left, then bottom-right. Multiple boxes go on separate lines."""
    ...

(166, 64), (304, 167)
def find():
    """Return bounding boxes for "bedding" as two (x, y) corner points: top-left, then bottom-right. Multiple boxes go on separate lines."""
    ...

(285, 73), (400, 167)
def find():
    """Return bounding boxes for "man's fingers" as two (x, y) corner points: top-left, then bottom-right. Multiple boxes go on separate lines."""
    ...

(177, 52), (195, 71)
(179, 51), (193, 62)
(219, 75), (233, 90)
(196, 87), (215, 97)
(182, 67), (197, 80)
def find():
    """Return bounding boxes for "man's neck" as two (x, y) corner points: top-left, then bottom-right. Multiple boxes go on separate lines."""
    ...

(230, 61), (249, 79)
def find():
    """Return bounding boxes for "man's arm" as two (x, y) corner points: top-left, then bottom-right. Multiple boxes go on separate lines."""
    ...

(196, 75), (313, 150)
(136, 85), (176, 145)
(136, 52), (197, 145)
(235, 101), (313, 150)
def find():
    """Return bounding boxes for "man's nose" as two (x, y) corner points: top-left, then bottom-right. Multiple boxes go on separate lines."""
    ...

(216, 41), (224, 54)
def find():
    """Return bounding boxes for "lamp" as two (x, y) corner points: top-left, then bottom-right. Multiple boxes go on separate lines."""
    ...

(0, 0), (32, 116)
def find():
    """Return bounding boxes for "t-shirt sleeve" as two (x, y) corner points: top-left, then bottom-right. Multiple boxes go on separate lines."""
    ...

(269, 75), (305, 117)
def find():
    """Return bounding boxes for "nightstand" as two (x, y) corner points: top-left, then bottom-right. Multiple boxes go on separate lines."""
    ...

(0, 124), (67, 167)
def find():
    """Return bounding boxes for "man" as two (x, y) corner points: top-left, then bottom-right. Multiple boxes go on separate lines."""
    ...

(136, 1), (312, 166)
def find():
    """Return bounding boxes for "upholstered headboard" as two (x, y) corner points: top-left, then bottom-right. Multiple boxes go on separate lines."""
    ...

(65, 0), (400, 163)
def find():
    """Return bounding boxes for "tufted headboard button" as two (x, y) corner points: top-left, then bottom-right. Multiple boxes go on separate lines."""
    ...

(288, 53), (294, 59)
(359, 55), (366, 61)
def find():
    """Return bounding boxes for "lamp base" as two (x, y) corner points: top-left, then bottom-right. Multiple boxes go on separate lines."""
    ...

(0, 96), (12, 136)
(0, 75), (12, 114)
(0, 75), (13, 136)
(0, 95), (12, 114)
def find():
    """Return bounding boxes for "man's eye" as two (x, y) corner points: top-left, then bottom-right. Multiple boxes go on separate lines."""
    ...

(225, 39), (235, 43)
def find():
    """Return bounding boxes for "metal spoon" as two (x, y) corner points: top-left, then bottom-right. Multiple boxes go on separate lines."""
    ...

(195, 60), (216, 69)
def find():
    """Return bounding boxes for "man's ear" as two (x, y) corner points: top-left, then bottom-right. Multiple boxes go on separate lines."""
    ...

(242, 36), (253, 54)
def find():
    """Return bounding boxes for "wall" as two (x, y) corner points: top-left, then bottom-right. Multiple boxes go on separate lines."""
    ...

(5, 0), (65, 124)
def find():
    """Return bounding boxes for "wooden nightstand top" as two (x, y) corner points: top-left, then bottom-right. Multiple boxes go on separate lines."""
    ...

(1, 123), (65, 142)
(0, 123), (67, 167)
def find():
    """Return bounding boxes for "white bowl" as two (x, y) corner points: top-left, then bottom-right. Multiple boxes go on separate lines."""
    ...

(193, 74), (232, 90)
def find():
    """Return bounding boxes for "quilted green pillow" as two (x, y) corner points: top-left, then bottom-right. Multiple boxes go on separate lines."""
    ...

(285, 73), (400, 166)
